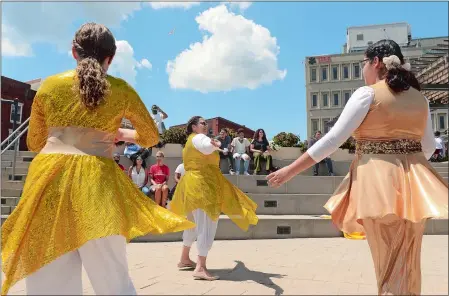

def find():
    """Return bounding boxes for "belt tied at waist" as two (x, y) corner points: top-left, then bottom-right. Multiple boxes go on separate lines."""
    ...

(355, 139), (422, 155)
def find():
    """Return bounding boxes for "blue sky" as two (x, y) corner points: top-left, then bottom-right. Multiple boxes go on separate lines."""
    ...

(3, 1), (448, 139)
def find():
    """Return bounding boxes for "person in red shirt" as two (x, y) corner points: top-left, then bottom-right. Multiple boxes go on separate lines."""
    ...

(113, 153), (126, 171)
(149, 151), (170, 207)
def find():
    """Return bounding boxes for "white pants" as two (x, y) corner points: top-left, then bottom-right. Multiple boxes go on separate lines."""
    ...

(182, 209), (218, 257)
(26, 235), (136, 295)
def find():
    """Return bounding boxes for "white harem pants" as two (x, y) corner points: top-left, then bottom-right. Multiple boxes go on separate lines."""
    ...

(25, 235), (136, 295)
(182, 209), (218, 257)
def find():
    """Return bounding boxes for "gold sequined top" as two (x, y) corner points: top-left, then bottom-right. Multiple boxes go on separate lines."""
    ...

(27, 70), (159, 151)
(1, 70), (195, 295)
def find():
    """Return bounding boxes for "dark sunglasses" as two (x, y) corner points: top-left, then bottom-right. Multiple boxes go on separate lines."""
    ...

(199, 122), (207, 126)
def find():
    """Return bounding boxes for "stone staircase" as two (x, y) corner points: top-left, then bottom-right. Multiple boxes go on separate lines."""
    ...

(1, 151), (448, 241)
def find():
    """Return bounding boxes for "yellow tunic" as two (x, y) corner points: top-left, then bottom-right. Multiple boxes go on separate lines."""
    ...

(170, 134), (258, 230)
(1, 70), (194, 295)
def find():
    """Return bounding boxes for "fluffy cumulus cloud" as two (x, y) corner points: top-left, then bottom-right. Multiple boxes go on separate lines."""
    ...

(3, 1), (151, 85)
(166, 5), (286, 93)
(108, 41), (152, 86)
(2, 1), (142, 57)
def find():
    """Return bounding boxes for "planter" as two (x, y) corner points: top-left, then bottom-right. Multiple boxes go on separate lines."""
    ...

(152, 143), (183, 158)
(271, 147), (302, 160)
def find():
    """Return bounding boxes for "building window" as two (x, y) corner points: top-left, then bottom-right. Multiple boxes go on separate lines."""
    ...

(357, 34), (364, 41)
(353, 63), (361, 79)
(343, 90), (351, 106)
(332, 92), (340, 107)
(322, 92), (329, 108)
(439, 114), (447, 130)
(331, 65), (339, 80)
(311, 119), (319, 134)
(321, 66), (328, 81)
(342, 64), (350, 79)
(10, 102), (24, 124)
(431, 113), (435, 130)
(322, 118), (331, 133)
(311, 93), (318, 108)
(310, 68), (317, 82)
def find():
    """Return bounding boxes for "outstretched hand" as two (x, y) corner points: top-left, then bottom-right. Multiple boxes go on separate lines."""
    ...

(266, 166), (295, 188)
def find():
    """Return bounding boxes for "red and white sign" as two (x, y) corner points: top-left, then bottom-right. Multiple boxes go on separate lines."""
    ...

(317, 56), (331, 63)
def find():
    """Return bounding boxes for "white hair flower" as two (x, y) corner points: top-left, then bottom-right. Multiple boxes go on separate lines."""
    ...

(382, 55), (401, 70)
(402, 62), (411, 71)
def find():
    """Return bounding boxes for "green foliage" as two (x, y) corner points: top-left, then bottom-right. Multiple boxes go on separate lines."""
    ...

(273, 132), (300, 147)
(339, 137), (356, 153)
(160, 127), (188, 146)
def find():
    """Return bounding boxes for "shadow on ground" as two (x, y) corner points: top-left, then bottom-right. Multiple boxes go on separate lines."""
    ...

(210, 260), (286, 295)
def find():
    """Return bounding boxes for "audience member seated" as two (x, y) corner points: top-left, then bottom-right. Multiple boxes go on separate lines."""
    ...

(231, 128), (251, 175)
(215, 128), (235, 175)
(128, 156), (150, 196)
(149, 151), (170, 207)
(308, 130), (334, 176)
(250, 128), (274, 175)
(113, 153), (126, 171)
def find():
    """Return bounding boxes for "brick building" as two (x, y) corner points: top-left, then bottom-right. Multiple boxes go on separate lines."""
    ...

(171, 117), (255, 138)
(1, 76), (37, 151)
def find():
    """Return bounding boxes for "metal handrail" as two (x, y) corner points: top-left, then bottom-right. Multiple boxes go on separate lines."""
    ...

(1, 125), (29, 155)
(1, 117), (30, 147)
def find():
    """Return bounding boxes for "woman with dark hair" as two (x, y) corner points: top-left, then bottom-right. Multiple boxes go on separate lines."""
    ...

(267, 39), (447, 295)
(128, 155), (150, 196)
(1, 23), (193, 295)
(250, 128), (274, 174)
(170, 116), (258, 281)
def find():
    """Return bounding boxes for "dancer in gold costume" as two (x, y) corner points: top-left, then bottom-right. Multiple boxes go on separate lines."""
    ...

(267, 40), (448, 295)
(1, 23), (194, 295)
(170, 116), (258, 280)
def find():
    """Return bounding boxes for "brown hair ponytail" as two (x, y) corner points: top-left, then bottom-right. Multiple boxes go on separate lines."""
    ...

(72, 23), (117, 109)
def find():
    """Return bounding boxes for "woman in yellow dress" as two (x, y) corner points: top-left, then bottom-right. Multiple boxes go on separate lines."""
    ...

(267, 40), (448, 295)
(1, 23), (194, 295)
(170, 116), (258, 281)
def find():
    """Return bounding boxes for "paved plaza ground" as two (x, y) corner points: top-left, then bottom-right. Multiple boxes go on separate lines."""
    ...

(8, 235), (448, 295)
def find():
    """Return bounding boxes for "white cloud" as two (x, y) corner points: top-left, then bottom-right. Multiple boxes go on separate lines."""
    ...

(166, 5), (286, 93)
(224, 1), (252, 12)
(2, 25), (33, 57)
(2, 1), (143, 56)
(108, 40), (148, 86)
(149, 1), (200, 10)
(138, 58), (153, 70)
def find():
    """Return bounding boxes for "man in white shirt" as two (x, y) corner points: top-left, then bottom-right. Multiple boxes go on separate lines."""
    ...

(151, 105), (168, 135)
(434, 131), (446, 158)
(231, 128), (251, 175)
(169, 163), (185, 201)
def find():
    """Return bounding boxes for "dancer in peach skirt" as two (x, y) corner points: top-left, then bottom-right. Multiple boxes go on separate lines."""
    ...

(267, 39), (448, 295)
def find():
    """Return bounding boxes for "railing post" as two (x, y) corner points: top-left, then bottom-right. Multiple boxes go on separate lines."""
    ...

(11, 99), (19, 180)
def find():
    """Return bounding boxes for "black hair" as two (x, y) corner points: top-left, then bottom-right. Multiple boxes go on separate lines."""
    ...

(186, 116), (202, 135)
(132, 156), (146, 169)
(435, 131), (441, 137)
(237, 128), (244, 134)
(253, 128), (269, 146)
(365, 39), (420, 93)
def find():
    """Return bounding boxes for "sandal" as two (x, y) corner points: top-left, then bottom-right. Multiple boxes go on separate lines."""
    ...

(177, 262), (196, 270)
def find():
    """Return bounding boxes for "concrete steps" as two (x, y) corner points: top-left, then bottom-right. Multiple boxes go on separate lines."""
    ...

(132, 214), (448, 242)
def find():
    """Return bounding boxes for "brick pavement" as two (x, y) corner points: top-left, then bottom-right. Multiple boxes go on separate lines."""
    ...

(7, 235), (448, 295)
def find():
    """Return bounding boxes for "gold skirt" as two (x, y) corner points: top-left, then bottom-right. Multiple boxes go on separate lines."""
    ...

(324, 152), (448, 234)
(170, 167), (258, 231)
(1, 153), (195, 295)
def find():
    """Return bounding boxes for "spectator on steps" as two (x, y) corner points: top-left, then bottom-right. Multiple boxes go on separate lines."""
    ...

(250, 128), (274, 175)
(231, 128), (251, 175)
(149, 151), (170, 208)
(128, 156), (150, 196)
(113, 153), (125, 171)
(215, 128), (235, 175)
(308, 131), (334, 176)
(434, 131), (446, 158)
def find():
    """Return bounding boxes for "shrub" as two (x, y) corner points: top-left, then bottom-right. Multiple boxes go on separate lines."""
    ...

(339, 137), (356, 153)
(269, 141), (281, 151)
(273, 132), (300, 147)
(160, 127), (188, 147)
